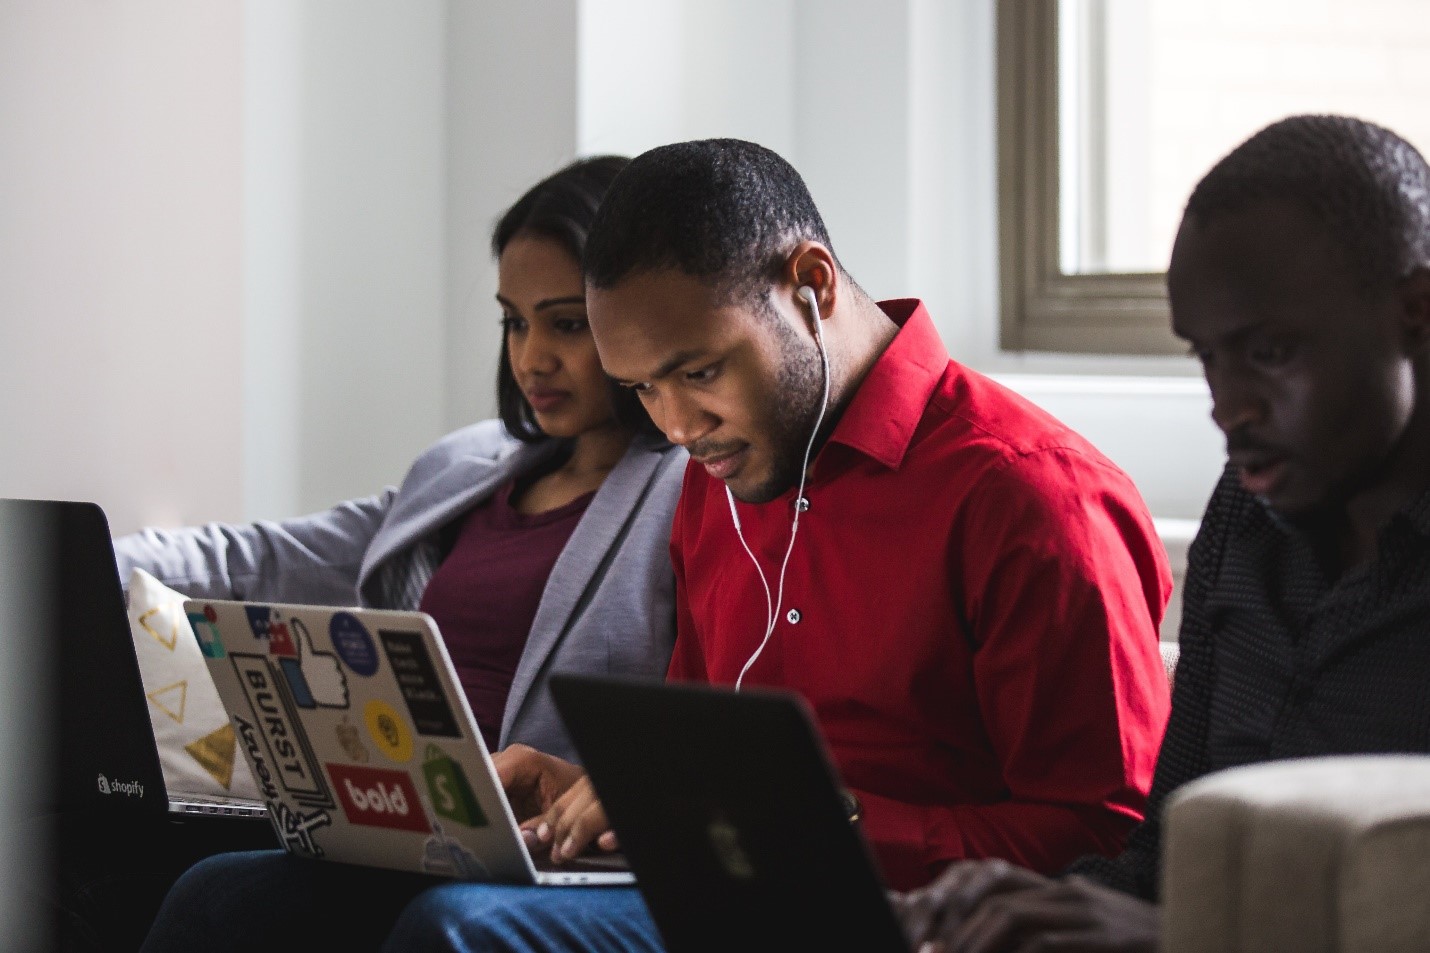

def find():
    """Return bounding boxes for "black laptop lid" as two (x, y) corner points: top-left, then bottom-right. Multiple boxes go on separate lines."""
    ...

(0, 499), (165, 817)
(549, 674), (909, 953)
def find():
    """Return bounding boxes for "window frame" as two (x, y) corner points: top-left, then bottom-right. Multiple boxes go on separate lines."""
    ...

(996, 0), (1182, 355)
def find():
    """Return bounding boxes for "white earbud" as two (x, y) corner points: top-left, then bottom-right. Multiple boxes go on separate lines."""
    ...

(729, 284), (832, 691)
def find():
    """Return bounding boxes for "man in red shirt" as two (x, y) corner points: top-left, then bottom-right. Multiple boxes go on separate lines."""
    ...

(378, 138), (1171, 950)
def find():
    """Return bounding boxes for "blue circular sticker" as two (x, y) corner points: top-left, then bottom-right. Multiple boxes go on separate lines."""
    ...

(329, 612), (379, 676)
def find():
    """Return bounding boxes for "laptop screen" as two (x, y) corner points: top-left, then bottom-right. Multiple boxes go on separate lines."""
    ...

(0, 499), (166, 818)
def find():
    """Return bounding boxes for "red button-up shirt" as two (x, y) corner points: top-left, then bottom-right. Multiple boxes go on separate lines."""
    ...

(667, 300), (1172, 890)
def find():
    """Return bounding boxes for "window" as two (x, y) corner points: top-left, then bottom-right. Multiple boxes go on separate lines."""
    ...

(998, 0), (1430, 355)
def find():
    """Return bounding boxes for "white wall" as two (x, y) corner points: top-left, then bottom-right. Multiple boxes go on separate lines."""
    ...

(244, 0), (448, 521)
(579, 0), (796, 159)
(445, 0), (580, 431)
(573, 0), (1225, 523)
(1, 0), (1224, 557)
(0, 1), (245, 536)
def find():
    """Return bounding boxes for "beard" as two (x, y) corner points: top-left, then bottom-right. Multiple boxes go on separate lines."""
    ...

(732, 316), (828, 504)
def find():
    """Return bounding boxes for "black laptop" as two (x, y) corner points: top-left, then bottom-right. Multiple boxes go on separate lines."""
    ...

(549, 674), (910, 953)
(0, 498), (268, 823)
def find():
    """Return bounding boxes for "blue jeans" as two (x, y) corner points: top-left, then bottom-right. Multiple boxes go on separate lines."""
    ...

(139, 849), (664, 953)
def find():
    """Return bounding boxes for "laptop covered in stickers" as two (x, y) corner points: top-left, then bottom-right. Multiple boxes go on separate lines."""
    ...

(187, 598), (633, 885)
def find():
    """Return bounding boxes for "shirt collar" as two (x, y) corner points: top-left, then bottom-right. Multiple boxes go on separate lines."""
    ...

(1257, 482), (1430, 543)
(824, 299), (948, 470)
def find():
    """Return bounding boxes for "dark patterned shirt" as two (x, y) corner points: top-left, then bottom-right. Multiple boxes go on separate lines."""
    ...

(1072, 464), (1430, 900)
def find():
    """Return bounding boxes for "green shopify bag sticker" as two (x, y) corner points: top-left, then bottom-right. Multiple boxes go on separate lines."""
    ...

(422, 744), (487, 828)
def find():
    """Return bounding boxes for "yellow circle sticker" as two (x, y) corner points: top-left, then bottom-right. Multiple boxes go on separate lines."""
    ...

(363, 699), (414, 763)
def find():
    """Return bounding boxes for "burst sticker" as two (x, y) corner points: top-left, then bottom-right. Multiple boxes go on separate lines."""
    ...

(235, 714), (280, 800)
(232, 653), (333, 807)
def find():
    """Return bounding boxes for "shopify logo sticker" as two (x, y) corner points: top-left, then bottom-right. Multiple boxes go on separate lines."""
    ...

(96, 773), (144, 799)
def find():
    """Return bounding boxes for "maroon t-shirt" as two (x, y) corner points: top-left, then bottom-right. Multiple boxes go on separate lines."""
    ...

(418, 479), (593, 751)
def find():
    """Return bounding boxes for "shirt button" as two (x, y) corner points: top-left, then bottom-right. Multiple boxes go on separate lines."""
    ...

(786, 609), (802, 624)
(795, 497), (810, 513)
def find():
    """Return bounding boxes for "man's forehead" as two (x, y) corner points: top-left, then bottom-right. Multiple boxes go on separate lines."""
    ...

(589, 282), (761, 382)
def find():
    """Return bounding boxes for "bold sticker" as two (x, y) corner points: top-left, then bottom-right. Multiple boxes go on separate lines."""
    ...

(326, 763), (431, 833)
(330, 612), (379, 677)
(335, 716), (369, 763)
(378, 630), (461, 738)
(234, 714), (280, 800)
(421, 820), (490, 879)
(188, 610), (226, 659)
(232, 654), (332, 807)
(363, 699), (414, 763)
(274, 618), (349, 710)
(271, 802), (332, 858)
(422, 744), (487, 828)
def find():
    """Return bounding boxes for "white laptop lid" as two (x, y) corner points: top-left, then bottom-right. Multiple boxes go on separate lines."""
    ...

(185, 599), (630, 886)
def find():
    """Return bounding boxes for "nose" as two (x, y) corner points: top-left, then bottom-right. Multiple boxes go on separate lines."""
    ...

(653, 388), (715, 448)
(513, 324), (558, 377)
(1207, 364), (1264, 435)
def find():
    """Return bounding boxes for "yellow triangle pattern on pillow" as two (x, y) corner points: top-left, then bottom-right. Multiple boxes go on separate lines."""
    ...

(126, 568), (259, 799)
(138, 606), (180, 650)
(146, 680), (188, 724)
(185, 723), (239, 791)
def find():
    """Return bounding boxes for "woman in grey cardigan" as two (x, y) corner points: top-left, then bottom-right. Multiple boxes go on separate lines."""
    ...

(116, 156), (686, 766)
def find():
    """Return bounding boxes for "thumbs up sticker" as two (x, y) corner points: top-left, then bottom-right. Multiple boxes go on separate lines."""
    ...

(277, 617), (350, 710)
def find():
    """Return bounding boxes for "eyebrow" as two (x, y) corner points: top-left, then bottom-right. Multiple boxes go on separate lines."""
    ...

(1176, 318), (1273, 350)
(609, 348), (710, 385)
(494, 294), (587, 311)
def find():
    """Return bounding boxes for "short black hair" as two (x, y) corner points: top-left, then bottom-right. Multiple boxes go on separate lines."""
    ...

(1185, 114), (1430, 288)
(491, 155), (660, 443)
(583, 138), (838, 304)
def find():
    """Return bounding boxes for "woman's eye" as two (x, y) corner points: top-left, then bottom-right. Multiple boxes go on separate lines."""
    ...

(500, 315), (527, 333)
(554, 317), (590, 334)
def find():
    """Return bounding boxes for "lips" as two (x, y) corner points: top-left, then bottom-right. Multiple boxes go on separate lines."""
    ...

(524, 389), (569, 413)
(694, 446), (748, 482)
(1228, 451), (1289, 498)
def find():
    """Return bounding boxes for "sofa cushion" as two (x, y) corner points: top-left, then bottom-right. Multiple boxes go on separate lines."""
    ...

(1162, 755), (1430, 953)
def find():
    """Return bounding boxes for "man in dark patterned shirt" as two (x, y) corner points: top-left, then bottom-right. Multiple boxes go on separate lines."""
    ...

(895, 114), (1430, 952)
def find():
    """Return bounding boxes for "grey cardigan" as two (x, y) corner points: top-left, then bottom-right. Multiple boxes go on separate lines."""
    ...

(114, 420), (688, 764)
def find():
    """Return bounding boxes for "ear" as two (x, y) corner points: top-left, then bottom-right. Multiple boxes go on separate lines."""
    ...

(781, 240), (839, 323)
(1398, 266), (1430, 355)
